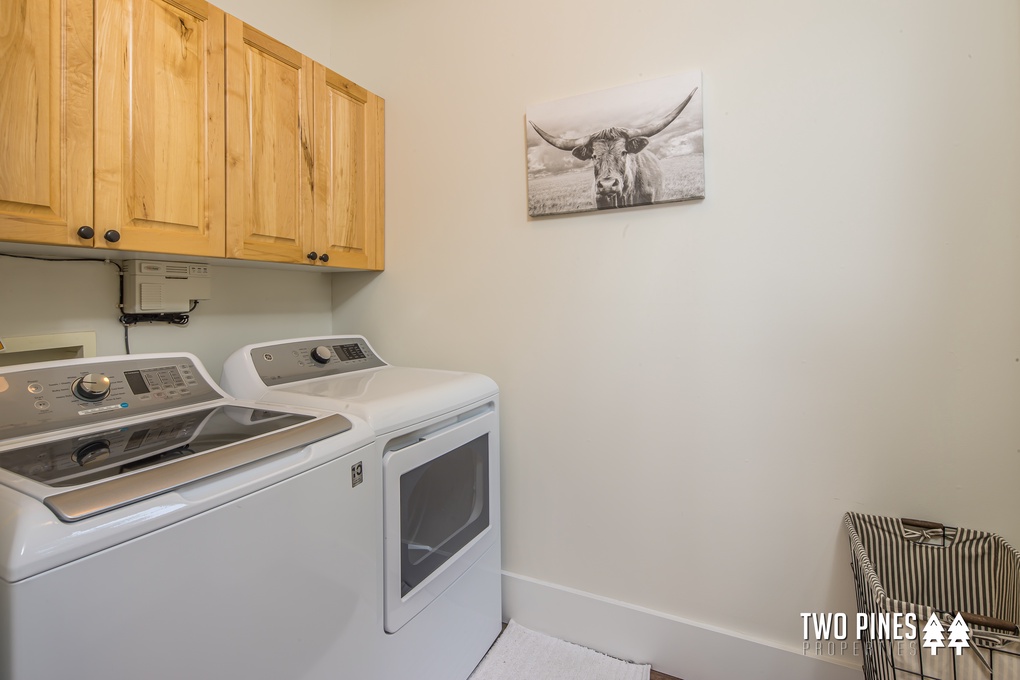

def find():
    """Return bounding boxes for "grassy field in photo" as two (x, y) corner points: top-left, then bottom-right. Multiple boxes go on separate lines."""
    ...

(527, 153), (705, 217)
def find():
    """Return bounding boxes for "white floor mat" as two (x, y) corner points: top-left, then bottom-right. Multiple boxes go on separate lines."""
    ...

(468, 620), (651, 680)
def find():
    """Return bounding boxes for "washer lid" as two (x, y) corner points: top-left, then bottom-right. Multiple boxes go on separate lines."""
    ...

(0, 406), (352, 522)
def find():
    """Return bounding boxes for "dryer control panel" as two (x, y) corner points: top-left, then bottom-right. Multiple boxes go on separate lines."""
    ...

(0, 356), (220, 441)
(249, 337), (387, 386)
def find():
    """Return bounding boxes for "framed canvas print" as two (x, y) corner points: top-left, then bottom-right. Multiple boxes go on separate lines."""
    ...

(526, 72), (704, 217)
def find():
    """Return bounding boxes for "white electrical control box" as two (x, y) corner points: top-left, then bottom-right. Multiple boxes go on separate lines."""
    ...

(122, 260), (212, 314)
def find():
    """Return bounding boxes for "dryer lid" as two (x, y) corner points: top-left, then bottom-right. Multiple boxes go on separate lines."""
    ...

(276, 367), (498, 435)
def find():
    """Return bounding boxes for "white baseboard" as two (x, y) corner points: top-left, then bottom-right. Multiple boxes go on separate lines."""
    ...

(501, 571), (863, 680)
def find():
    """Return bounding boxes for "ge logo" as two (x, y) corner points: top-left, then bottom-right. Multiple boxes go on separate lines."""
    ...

(351, 462), (364, 488)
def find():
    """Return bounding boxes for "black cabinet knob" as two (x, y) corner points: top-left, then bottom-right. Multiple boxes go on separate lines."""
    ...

(306, 251), (318, 261)
(318, 253), (330, 263)
(103, 229), (121, 243)
(76, 225), (95, 240)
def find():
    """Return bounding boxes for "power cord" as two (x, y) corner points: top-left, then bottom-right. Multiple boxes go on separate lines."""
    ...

(119, 312), (193, 325)
(0, 251), (122, 273)
(119, 302), (199, 354)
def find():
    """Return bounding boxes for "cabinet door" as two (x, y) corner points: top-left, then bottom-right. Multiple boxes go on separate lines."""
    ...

(313, 64), (385, 270)
(94, 0), (225, 256)
(226, 18), (315, 264)
(0, 0), (93, 247)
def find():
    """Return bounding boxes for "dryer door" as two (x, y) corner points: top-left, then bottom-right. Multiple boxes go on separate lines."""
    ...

(382, 402), (498, 633)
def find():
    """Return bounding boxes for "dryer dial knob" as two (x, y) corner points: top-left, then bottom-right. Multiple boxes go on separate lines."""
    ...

(310, 346), (332, 364)
(72, 373), (112, 401)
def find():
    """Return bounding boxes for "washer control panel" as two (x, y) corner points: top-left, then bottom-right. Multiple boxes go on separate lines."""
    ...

(0, 356), (219, 442)
(250, 337), (387, 386)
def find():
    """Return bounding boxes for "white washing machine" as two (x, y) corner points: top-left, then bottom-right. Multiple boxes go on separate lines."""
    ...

(0, 353), (382, 680)
(221, 335), (502, 680)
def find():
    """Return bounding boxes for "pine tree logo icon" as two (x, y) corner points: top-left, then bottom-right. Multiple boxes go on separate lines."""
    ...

(921, 612), (971, 655)
(922, 613), (946, 655)
(947, 613), (971, 654)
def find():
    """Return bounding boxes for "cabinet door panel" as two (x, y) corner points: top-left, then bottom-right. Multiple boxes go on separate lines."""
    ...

(226, 18), (314, 264)
(314, 64), (384, 270)
(0, 0), (93, 246)
(94, 0), (225, 256)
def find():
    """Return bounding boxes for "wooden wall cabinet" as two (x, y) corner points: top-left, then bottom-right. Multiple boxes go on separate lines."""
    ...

(313, 64), (385, 270)
(94, 0), (226, 257)
(226, 18), (384, 270)
(0, 0), (93, 247)
(225, 20), (315, 265)
(0, 0), (384, 270)
(0, 0), (226, 256)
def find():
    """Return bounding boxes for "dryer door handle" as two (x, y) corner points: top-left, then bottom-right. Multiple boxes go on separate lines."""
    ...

(384, 402), (496, 453)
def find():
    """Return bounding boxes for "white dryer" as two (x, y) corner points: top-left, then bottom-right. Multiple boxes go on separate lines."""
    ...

(221, 336), (501, 680)
(0, 353), (381, 680)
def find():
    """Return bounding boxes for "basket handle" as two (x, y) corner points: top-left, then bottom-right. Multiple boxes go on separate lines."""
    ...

(960, 611), (1020, 636)
(902, 518), (944, 530)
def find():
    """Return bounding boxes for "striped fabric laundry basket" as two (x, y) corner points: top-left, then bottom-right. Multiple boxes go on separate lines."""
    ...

(845, 512), (1020, 679)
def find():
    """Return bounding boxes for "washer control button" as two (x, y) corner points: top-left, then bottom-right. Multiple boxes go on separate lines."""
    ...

(310, 346), (332, 364)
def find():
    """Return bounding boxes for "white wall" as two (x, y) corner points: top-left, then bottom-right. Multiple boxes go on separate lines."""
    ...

(329, 0), (1020, 673)
(213, 0), (335, 65)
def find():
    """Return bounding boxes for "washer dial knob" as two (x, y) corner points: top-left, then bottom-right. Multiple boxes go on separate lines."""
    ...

(310, 346), (332, 364)
(72, 373), (112, 401)
(72, 440), (111, 466)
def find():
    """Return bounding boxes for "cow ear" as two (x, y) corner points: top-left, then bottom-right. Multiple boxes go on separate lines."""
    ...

(626, 137), (650, 154)
(572, 145), (592, 161)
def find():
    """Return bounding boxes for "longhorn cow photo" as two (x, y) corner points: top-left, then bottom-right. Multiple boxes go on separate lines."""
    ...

(526, 72), (704, 217)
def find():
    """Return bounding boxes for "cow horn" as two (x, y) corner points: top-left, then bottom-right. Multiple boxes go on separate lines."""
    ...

(530, 121), (591, 152)
(622, 87), (698, 139)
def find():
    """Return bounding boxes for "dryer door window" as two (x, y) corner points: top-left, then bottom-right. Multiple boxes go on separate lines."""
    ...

(382, 404), (498, 634)
(399, 434), (489, 595)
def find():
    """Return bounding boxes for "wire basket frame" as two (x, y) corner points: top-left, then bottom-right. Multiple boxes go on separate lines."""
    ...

(845, 512), (1020, 680)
